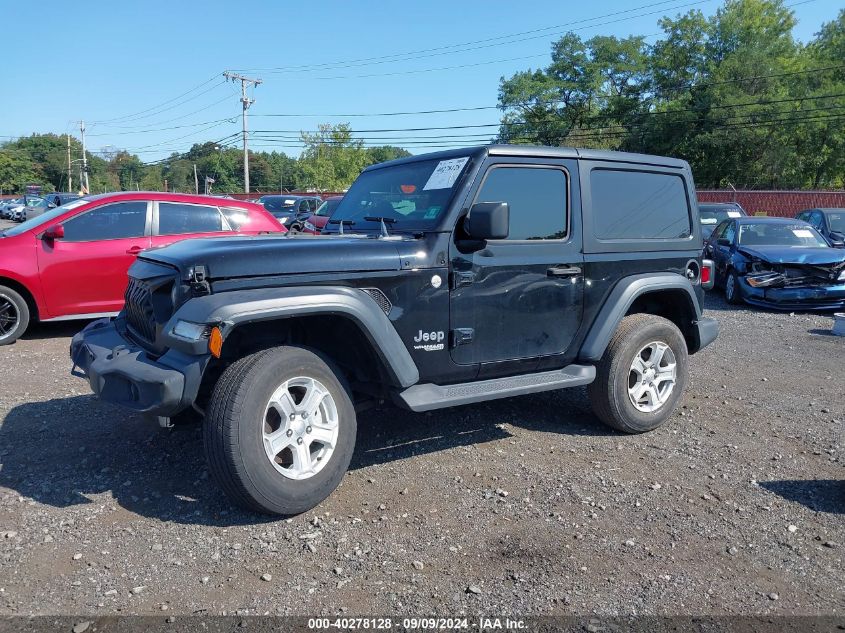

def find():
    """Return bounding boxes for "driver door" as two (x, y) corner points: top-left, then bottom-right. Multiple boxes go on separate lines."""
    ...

(37, 201), (151, 317)
(449, 159), (584, 370)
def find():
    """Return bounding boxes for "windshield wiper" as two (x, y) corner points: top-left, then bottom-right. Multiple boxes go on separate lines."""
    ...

(328, 219), (355, 235)
(364, 216), (397, 238)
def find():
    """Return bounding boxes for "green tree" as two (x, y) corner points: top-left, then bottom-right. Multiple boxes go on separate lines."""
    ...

(0, 150), (39, 194)
(496, 0), (845, 188)
(366, 146), (412, 165)
(299, 123), (369, 191)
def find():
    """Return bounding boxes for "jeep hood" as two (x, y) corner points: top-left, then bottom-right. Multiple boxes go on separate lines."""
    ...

(138, 234), (405, 279)
(737, 246), (845, 266)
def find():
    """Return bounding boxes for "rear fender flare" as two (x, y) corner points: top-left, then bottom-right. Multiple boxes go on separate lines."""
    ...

(579, 273), (702, 362)
(163, 285), (419, 388)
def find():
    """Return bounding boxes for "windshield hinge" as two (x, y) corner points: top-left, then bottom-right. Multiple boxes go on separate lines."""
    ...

(189, 265), (211, 296)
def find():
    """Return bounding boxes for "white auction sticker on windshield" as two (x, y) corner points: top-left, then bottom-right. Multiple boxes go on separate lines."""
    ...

(793, 229), (814, 238)
(727, 211), (741, 218)
(423, 157), (469, 191)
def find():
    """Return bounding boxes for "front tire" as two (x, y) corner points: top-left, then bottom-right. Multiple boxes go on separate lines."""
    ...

(724, 270), (742, 305)
(588, 314), (689, 434)
(0, 285), (30, 346)
(204, 346), (357, 515)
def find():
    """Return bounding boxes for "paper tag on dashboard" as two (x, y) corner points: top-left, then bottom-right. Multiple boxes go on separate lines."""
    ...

(727, 211), (741, 218)
(423, 157), (469, 190)
(792, 229), (814, 238)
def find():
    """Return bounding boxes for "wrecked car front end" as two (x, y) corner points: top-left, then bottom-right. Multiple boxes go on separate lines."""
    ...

(740, 252), (845, 310)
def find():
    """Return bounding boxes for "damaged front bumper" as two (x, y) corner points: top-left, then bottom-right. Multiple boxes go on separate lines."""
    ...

(737, 276), (845, 311)
(70, 318), (209, 417)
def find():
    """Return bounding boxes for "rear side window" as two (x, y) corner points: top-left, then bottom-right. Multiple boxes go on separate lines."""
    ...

(158, 202), (226, 235)
(62, 201), (147, 242)
(220, 207), (251, 230)
(474, 166), (567, 240)
(591, 170), (691, 240)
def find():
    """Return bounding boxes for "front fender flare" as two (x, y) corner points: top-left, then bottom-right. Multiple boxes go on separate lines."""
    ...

(163, 286), (419, 388)
(579, 273), (706, 362)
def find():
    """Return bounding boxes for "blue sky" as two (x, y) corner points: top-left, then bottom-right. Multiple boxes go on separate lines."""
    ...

(1, 0), (839, 161)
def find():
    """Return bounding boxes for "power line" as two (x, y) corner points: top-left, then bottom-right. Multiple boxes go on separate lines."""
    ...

(249, 87), (845, 121)
(231, 0), (711, 75)
(86, 116), (238, 137)
(91, 94), (235, 130)
(89, 75), (223, 124)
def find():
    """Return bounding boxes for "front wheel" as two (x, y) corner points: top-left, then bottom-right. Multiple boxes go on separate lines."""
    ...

(724, 271), (742, 305)
(204, 346), (357, 515)
(0, 285), (30, 346)
(588, 314), (689, 434)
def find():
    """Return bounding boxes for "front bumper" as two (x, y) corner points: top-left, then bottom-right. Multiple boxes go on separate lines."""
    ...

(70, 318), (207, 417)
(738, 277), (845, 311)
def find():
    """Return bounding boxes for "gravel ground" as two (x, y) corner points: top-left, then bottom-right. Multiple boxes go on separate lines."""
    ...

(0, 279), (842, 617)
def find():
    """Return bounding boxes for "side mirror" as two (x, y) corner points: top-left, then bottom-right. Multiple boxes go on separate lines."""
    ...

(464, 202), (509, 240)
(717, 238), (731, 247)
(829, 232), (845, 248)
(42, 224), (64, 241)
(47, 202), (57, 209)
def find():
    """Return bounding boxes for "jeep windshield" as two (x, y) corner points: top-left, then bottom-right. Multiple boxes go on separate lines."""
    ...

(324, 156), (471, 233)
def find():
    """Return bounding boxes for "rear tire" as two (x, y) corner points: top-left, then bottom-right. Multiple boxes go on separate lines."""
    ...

(0, 285), (29, 346)
(204, 346), (356, 515)
(588, 314), (688, 434)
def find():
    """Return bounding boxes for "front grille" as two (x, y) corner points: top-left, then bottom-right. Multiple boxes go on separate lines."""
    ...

(124, 278), (157, 342)
(361, 288), (392, 315)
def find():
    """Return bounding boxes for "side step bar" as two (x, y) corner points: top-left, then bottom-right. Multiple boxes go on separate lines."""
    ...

(395, 364), (596, 412)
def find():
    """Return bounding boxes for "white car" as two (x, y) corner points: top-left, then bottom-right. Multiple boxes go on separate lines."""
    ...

(0, 199), (22, 219)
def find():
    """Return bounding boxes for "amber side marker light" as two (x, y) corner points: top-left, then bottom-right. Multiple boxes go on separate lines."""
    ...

(209, 326), (224, 358)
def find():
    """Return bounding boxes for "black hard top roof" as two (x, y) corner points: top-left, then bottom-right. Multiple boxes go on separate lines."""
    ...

(363, 144), (689, 172)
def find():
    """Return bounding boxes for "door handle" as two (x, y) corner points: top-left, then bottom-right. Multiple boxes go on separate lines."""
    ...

(126, 245), (144, 255)
(547, 265), (582, 277)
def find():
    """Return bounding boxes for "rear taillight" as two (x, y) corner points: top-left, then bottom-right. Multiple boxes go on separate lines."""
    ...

(701, 259), (714, 290)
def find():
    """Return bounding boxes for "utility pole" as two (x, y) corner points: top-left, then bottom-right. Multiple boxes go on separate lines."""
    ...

(223, 71), (262, 194)
(66, 134), (72, 193)
(193, 164), (199, 195)
(78, 120), (90, 194)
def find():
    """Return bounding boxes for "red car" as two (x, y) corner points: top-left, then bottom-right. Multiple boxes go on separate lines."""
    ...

(302, 196), (343, 234)
(0, 192), (283, 344)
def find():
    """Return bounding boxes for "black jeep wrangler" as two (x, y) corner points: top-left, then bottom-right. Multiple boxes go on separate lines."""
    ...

(71, 145), (718, 515)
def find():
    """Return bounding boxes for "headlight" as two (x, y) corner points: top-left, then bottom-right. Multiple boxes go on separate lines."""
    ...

(838, 269), (845, 281)
(277, 216), (289, 223)
(304, 221), (316, 231)
(171, 320), (210, 341)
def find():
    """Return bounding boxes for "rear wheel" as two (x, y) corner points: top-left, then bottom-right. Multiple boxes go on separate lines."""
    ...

(0, 285), (29, 346)
(204, 346), (356, 515)
(588, 314), (688, 434)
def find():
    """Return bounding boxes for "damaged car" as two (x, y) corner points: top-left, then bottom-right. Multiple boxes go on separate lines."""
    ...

(704, 217), (845, 310)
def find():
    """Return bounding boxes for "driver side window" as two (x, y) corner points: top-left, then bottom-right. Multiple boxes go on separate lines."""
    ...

(62, 202), (148, 242)
(474, 165), (568, 241)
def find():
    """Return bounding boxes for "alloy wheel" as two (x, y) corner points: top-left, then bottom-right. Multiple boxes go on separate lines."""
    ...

(726, 274), (736, 301)
(0, 296), (19, 341)
(262, 376), (339, 480)
(627, 341), (677, 413)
